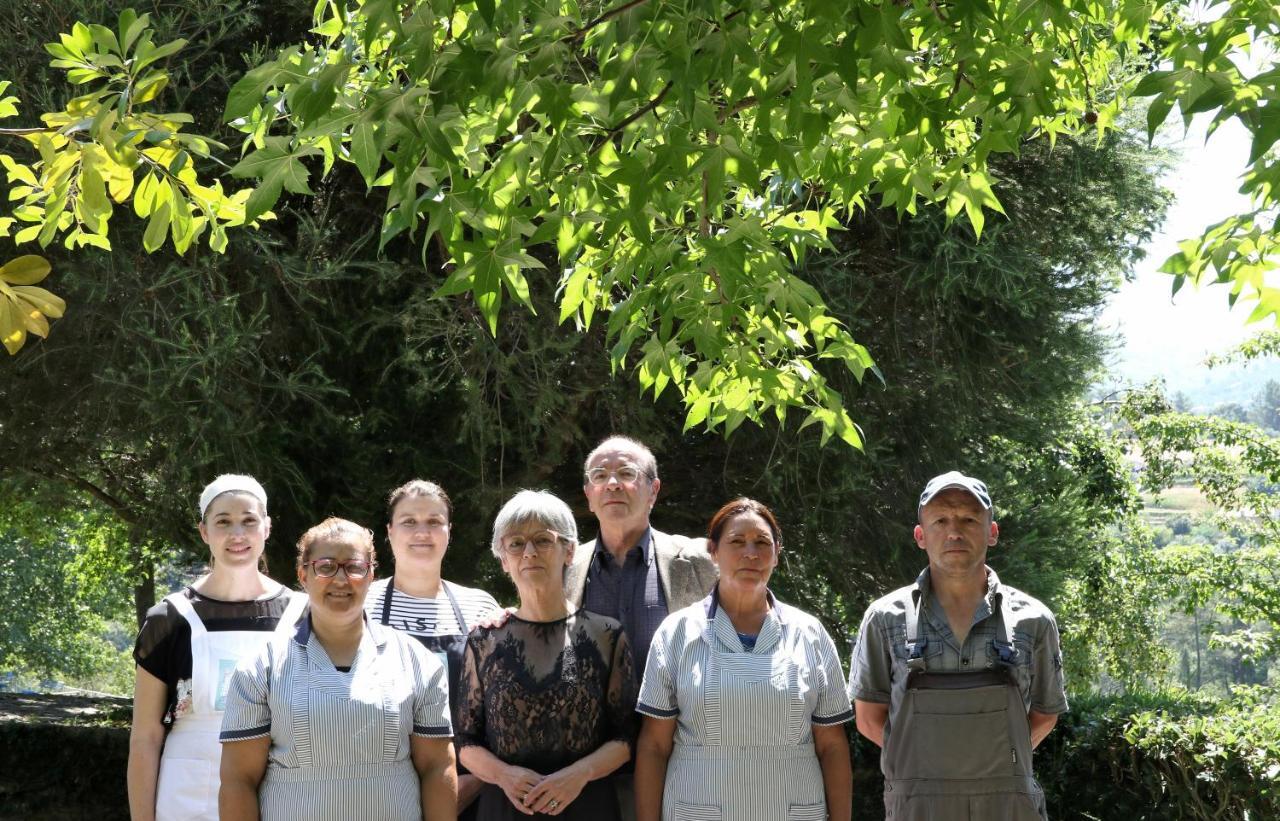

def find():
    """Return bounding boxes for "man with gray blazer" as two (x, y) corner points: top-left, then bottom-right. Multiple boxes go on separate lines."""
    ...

(568, 435), (717, 677)
(567, 435), (716, 821)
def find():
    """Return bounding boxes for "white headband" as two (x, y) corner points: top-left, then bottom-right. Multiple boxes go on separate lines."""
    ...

(199, 474), (268, 519)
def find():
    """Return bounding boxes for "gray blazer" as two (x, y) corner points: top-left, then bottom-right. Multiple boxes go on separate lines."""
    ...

(566, 528), (718, 613)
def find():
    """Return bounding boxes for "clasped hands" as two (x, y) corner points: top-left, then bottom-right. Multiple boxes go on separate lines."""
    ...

(498, 762), (589, 816)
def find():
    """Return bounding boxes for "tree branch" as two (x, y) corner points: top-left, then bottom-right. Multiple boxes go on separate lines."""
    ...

(564, 0), (651, 44)
(589, 81), (673, 155)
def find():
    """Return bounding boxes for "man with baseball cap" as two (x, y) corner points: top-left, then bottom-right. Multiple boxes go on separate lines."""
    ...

(847, 471), (1068, 820)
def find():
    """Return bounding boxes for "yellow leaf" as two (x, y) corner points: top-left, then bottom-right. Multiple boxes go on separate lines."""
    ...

(1, 295), (27, 354)
(0, 254), (52, 285)
(13, 285), (66, 318)
(20, 304), (50, 337)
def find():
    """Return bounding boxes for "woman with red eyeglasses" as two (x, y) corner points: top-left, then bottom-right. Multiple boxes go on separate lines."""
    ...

(218, 517), (457, 820)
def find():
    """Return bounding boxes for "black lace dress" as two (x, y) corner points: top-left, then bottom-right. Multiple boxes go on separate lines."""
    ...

(455, 609), (638, 820)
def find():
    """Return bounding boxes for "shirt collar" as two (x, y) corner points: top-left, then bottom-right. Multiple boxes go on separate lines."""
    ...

(702, 585), (783, 621)
(292, 611), (386, 649)
(915, 566), (1001, 624)
(593, 527), (655, 567)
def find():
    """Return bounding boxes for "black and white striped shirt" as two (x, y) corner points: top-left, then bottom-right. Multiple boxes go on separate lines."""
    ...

(365, 578), (500, 637)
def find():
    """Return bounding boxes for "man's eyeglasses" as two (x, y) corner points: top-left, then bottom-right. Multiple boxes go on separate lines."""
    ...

(304, 558), (376, 579)
(500, 530), (568, 555)
(584, 465), (652, 486)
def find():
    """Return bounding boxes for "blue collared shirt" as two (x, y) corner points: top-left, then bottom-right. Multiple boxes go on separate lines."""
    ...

(582, 527), (668, 678)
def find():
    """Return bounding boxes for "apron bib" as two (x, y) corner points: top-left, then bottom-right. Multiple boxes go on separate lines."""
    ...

(377, 577), (469, 716)
(661, 590), (826, 821)
(882, 587), (1046, 821)
(154, 588), (305, 821)
(377, 576), (478, 819)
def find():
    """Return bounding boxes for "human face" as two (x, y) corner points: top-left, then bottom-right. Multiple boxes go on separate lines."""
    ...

(199, 492), (270, 569)
(498, 520), (574, 597)
(387, 495), (450, 571)
(584, 444), (660, 533)
(914, 489), (999, 578)
(298, 539), (375, 618)
(710, 512), (780, 595)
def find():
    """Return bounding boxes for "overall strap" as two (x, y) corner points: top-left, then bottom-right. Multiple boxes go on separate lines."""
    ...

(904, 586), (928, 673)
(379, 577), (396, 626)
(440, 581), (469, 633)
(990, 587), (1019, 668)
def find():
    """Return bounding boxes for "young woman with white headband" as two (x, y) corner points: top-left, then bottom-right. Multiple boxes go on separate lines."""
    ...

(127, 474), (305, 821)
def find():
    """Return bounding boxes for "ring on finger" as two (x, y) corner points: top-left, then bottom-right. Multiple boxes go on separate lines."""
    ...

(549, 799), (559, 809)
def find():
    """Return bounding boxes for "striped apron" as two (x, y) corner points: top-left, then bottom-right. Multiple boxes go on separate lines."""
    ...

(661, 597), (827, 821)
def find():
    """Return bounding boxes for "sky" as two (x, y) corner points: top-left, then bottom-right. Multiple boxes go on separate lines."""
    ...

(1098, 112), (1272, 407)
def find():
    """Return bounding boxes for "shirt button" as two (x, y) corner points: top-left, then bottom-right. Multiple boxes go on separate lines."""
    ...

(962, 658), (970, 666)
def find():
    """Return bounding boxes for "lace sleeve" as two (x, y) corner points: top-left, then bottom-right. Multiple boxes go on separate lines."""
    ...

(452, 635), (486, 749)
(606, 628), (639, 749)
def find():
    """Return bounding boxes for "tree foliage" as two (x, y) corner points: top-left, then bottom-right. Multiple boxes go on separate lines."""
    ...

(4, 0), (1273, 446)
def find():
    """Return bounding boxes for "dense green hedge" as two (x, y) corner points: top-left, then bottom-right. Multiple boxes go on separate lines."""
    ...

(0, 722), (127, 821)
(1036, 688), (1279, 820)
(1, 689), (1274, 819)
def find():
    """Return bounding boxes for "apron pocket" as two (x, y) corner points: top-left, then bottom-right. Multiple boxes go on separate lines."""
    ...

(672, 801), (722, 821)
(788, 803), (827, 820)
(910, 710), (1013, 779)
(156, 756), (213, 819)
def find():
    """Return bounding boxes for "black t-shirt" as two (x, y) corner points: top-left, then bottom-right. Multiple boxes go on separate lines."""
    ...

(133, 585), (296, 727)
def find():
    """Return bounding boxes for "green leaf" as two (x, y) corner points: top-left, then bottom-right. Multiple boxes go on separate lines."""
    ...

(350, 121), (381, 185)
(133, 38), (186, 71)
(225, 62), (287, 122)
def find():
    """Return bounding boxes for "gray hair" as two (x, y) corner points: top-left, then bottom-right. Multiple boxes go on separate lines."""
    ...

(490, 490), (578, 559)
(582, 435), (659, 481)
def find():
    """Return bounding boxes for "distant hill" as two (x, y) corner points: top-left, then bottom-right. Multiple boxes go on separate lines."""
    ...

(1099, 357), (1280, 413)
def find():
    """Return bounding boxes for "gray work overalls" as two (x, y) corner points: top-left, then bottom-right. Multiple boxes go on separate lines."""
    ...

(881, 586), (1049, 820)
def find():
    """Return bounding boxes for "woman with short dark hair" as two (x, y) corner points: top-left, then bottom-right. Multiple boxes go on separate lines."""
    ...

(634, 498), (854, 821)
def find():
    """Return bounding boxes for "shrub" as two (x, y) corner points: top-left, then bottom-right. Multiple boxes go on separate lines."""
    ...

(1038, 688), (1280, 820)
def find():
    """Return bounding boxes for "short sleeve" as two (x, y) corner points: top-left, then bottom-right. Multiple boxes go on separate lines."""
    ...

(636, 625), (678, 719)
(810, 626), (854, 725)
(848, 607), (893, 704)
(219, 646), (273, 742)
(1029, 613), (1069, 715)
(605, 629), (640, 746)
(407, 639), (453, 737)
(452, 636), (486, 749)
(133, 600), (183, 684)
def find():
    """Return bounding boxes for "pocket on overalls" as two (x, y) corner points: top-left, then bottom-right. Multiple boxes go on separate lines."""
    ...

(909, 687), (1015, 780)
(787, 802), (826, 820)
(672, 801), (721, 821)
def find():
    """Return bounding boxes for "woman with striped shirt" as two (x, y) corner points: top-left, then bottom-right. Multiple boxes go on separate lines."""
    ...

(634, 498), (854, 821)
(219, 517), (457, 820)
(366, 479), (500, 817)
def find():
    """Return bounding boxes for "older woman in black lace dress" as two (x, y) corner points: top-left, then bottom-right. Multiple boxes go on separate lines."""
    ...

(455, 490), (637, 819)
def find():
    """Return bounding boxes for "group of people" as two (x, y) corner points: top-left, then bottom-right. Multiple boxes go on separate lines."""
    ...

(127, 435), (1068, 821)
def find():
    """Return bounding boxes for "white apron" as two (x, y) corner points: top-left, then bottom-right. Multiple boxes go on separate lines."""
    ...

(154, 588), (305, 821)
